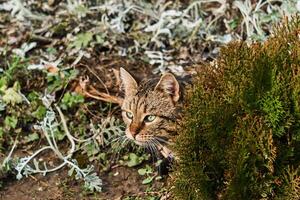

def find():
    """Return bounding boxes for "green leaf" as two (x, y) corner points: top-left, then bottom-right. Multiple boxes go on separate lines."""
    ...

(2, 87), (22, 105)
(12, 81), (20, 91)
(46, 47), (57, 54)
(61, 92), (84, 110)
(69, 32), (93, 49)
(138, 168), (147, 176)
(47, 69), (79, 93)
(32, 105), (47, 120)
(74, 5), (88, 16)
(25, 133), (39, 143)
(4, 116), (18, 129)
(228, 18), (238, 30)
(138, 165), (154, 177)
(155, 159), (163, 167)
(54, 130), (65, 141)
(0, 127), (4, 138)
(126, 153), (143, 167)
(142, 176), (154, 185)
(27, 91), (40, 101)
(99, 153), (106, 161)
(0, 77), (7, 92)
(95, 34), (106, 44)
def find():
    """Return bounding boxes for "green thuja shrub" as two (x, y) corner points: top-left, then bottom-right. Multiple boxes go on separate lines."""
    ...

(173, 17), (300, 200)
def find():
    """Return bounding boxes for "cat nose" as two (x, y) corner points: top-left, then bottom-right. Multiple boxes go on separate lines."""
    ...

(129, 124), (140, 138)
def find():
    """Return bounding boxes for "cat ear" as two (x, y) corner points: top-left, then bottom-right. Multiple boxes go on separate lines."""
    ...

(155, 73), (180, 102)
(120, 67), (138, 96)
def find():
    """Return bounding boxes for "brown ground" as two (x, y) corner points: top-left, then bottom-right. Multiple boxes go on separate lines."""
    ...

(0, 166), (168, 200)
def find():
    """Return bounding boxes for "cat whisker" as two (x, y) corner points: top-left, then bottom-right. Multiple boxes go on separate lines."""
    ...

(123, 137), (131, 146)
(110, 135), (126, 145)
(149, 142), (159, 160)
(151, 139), (162, 156)
(145, 141), (155, 160)
(153, 136), (170, 145)
(145, 141), (153, 154)
(151, 138), (174, 162)
(150, 138), (162, 147)
(150, 138), (170, 159)
(145, 141), (159, 160)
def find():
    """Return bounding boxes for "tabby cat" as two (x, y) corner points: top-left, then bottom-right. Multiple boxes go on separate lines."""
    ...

(120, 68), (181, 159)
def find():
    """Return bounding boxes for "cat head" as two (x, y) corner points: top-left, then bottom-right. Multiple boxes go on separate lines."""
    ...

(120, 68), (180, 146)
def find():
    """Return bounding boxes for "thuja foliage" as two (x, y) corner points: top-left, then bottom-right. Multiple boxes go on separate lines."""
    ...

(173, 17), (300, 200)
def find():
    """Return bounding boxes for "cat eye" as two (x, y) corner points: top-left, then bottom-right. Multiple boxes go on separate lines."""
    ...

(125, 111), (133, 119)
(144, 115), (156, 123)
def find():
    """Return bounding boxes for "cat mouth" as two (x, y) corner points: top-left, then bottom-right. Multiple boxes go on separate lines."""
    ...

(131, 135), (147, 145)
(126, 131), (147, 146)
(125, 130), (146, 145)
